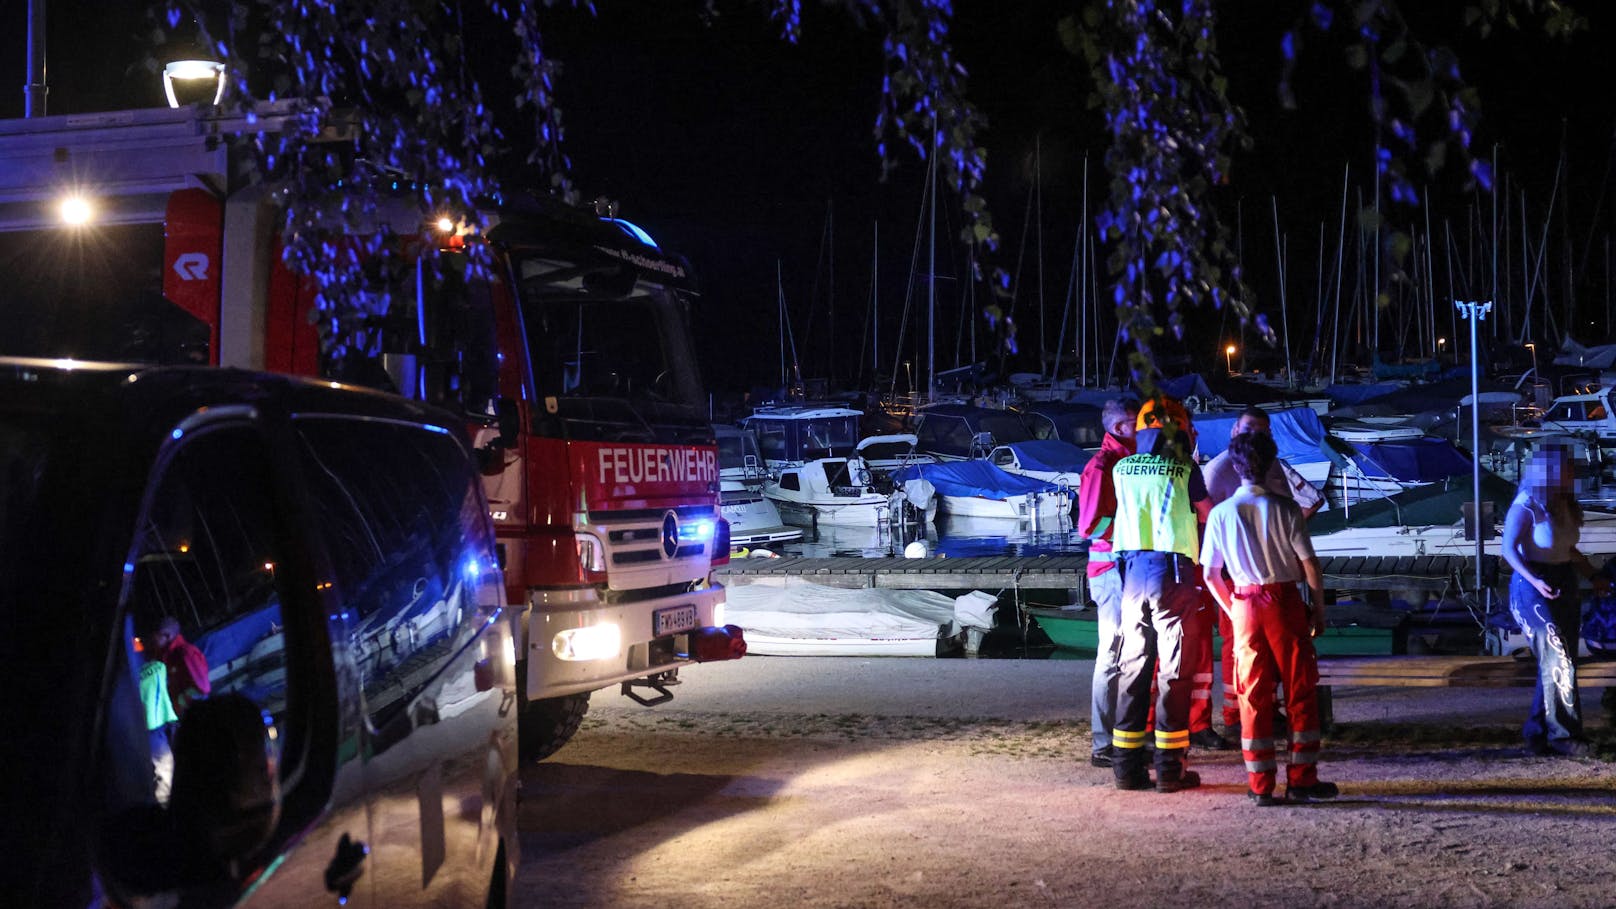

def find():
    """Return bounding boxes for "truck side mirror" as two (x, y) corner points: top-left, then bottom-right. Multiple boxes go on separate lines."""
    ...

(494, 397), (520, 449)
(167, 694), (282, 869)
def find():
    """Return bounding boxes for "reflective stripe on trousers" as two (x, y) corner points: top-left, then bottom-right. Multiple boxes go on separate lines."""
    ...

(1231, 583), (1322, 795)
(1113, 551), (1207, 784)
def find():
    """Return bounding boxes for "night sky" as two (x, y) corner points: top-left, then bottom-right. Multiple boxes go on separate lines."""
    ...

(5, 1), (1615, 392)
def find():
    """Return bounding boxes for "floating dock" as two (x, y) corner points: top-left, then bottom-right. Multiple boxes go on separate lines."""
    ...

(716, 554), (1486, 593)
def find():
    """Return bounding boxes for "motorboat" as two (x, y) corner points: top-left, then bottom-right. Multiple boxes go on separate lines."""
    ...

(910, 403), (1038, 461)
(1535, 384), (1616, 445)
(763, 455), (896, 527)
(892, 459), (1070, 522)
(742, 404), (865, 468)
(855, 432), (936, 486)
(1021, 401), (1106, 448)
(1308, 473), (1616, 560)
(986, 440), (1090, 491)
(714, 424), (802, 549)
(1320, 434), (1473, 509)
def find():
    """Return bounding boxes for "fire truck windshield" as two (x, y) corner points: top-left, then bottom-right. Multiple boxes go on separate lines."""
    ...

(514, 255), (706, 441)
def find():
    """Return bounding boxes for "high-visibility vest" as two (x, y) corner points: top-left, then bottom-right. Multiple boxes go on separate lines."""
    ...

(139, 659), (178, 731)
(1111, 452), (1199, 562)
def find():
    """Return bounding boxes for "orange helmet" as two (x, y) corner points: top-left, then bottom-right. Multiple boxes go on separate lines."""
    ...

(1135, 396), (1192, 433)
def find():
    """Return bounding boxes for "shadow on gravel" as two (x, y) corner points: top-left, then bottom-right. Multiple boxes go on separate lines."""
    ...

(518, 761), (787, 856)
(1327, 722), (1616, 761)
(1320, 781), (1616, 817)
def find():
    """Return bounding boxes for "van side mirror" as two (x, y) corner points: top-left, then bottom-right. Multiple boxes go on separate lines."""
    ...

(168, 694), (282, 868)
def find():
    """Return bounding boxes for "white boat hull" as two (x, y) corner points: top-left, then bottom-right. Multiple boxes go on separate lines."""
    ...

(770, 495), (890, 527)
(1312, 512), (1616, 561)
(721, 494), (804, 546)
(937, 491), (1070, 522)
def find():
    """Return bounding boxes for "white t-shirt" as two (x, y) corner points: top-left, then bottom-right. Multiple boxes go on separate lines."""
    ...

(1201, 484), (1316, 586)
(1202, 449), (1324, 511)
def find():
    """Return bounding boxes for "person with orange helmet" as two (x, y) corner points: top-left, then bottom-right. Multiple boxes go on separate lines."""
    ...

(1107, 396), (1215, 792)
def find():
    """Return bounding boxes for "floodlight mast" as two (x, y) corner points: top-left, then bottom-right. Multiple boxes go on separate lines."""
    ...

(1456, 299), (1493, 601)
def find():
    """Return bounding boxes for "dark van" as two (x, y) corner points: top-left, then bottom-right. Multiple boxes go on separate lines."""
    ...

(0, 358), (519, 907)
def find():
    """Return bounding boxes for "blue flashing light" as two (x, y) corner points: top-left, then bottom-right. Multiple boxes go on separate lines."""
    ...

(421, 424), (450, 435)
(679, 519), (714, 543)
(607, 218), (658, 248)
(463, 553), (482, 580)
(123, 562), (135, 574)
(170, 428), (184, 440)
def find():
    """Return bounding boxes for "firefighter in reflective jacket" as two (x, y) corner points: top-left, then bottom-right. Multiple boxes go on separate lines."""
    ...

(1109, 397), (1214, 792)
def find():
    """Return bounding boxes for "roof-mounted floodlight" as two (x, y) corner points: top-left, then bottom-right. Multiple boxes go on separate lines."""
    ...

(163, 59), (227, 108)
(58, 194), (93, 226)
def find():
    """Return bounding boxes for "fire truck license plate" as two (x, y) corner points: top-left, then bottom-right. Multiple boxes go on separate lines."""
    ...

(653, 605), (699, 636)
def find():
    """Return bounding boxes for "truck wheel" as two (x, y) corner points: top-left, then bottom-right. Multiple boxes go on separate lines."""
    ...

(518, 692), (591, 761)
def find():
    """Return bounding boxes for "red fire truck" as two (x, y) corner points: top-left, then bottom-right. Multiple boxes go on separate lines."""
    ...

(0, 102), (744, 759)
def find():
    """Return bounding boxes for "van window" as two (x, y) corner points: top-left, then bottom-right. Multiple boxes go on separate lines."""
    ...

(294, 417), (501, 729)
(99, 423), (317, 892)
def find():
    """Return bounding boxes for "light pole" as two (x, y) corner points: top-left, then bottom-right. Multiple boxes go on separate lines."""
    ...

(1456, 300), (1492, 602)
(1225, 343), (1236, 376)
(1525, 342), (1538, 383)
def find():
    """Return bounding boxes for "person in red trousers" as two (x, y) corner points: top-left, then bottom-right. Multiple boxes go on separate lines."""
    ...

(1201, 431), (1338, 806)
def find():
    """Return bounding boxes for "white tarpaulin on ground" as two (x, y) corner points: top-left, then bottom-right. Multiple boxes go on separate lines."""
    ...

(726, 583), (997, 656)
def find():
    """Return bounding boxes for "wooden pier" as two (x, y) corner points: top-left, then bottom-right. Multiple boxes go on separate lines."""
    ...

(716, 555), (1087, 590)
(716, 553), (1487, 593)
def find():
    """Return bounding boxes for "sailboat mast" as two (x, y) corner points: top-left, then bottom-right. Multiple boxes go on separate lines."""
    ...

(1272, 197), (1292, 384)
(1036, 138), (1046, 380)
(872, 221), (880, 380)
(927, 114), (937, 404)
(1329, 163), (1349, 384)
(1080, 154), (1090, 387)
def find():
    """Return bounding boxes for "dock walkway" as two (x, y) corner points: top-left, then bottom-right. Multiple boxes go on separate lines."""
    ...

(716, 553), (1484, 593)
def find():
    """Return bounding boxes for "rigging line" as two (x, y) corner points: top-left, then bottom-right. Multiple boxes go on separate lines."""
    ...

(888, 150), (937, 403)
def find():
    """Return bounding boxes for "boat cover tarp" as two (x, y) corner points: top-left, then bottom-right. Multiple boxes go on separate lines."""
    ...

(1308, 473), (1516, 533)
(1329, 377), (1519, 418)
(724, 583), (974, 655)
(1003, 440), (1092, 474)
(1555, 338), (1616, 369)
(1191, 406), (1330, 465)
(913, 404), (1037, 459)
(1322, 382), (1405, 406)
(1160, 374), (1214, 402)
(1022, 401), (1106, 446)
(892, 459), (1062, 500)
(1350, 437), (1472, 482)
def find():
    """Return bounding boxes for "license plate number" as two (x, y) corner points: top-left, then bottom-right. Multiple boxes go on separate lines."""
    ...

(653, 605), (699, 636)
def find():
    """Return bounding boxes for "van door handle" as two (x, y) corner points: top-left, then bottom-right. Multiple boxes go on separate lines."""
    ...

(324, 832), (368, 901)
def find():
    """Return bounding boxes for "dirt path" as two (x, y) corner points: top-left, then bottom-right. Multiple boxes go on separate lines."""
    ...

(514, 659), (1616, 908)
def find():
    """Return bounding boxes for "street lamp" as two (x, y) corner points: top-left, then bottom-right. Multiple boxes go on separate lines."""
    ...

(162, 59), (227, 108)
(1224, 344), (1237, 376)
(1456, 300), (1492, 604)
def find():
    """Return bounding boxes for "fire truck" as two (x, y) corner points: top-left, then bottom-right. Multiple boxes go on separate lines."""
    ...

(0, 102), (745, 759)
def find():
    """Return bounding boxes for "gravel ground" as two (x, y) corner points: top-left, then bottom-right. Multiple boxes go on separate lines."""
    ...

(515, 655), (1616, 909)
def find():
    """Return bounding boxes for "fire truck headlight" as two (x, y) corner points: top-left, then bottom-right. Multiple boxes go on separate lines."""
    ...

(552, 624), (621, 662)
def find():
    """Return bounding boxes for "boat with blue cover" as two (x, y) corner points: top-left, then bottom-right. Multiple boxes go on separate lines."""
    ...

(892, 459), (1070, 522)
